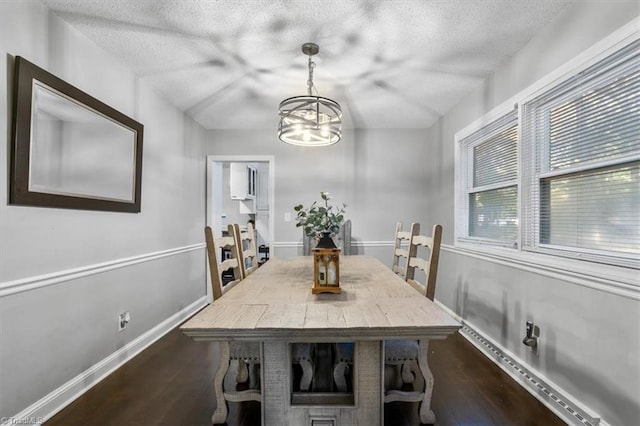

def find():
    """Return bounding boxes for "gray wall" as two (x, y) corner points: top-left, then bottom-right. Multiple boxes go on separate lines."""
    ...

(430, 3), (639, 425)
(1, 1), (637, 424)
(209, 4), (640, 425)
(0, 1), (207, 419)
(207, 128), (433, 262)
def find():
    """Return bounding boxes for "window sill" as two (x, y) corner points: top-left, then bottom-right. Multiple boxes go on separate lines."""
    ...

(446, 242), (639, 300)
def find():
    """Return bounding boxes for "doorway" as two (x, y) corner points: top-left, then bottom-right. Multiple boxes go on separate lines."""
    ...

(206, 155), (275, 298)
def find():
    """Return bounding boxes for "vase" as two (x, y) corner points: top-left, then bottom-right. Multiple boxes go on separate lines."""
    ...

(316, 231), (337, 249)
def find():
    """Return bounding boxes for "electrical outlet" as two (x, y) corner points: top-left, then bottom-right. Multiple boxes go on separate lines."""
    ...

(118, 312), (130, 331)
(284, 212), (291, 222)
(522, 320), (540, 356)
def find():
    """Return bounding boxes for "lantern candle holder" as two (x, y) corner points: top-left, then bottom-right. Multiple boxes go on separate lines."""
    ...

(312, 247), (341, 294)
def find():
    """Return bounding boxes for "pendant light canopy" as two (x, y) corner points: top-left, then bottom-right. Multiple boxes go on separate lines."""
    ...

(278, 43), (342, 146)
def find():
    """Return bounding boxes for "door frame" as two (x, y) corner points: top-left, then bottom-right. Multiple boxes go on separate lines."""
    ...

(205, 155), (275, 300)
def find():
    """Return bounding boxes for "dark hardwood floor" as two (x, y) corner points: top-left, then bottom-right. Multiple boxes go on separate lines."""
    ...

(46, 324), (564, 426)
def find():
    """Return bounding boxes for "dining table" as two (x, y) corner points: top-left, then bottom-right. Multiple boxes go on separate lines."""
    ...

(181, 255), (461, 425)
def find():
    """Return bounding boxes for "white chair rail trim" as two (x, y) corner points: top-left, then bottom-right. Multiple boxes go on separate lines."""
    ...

(442, 245), (639, 301)
(0, 243), (205, 298)
(274, 240), (395, 248)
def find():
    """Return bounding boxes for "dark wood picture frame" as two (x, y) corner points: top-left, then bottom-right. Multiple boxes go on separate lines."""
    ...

(10, 56), (144, 213)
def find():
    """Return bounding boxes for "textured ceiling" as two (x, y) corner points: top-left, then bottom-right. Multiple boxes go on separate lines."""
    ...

(41, 0), (577, 130)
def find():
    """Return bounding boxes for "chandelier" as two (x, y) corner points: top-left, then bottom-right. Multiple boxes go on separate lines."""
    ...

(278, 43), (342, 146)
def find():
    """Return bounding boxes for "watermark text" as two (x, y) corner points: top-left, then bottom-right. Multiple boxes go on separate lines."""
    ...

(1, 417), (44, 425)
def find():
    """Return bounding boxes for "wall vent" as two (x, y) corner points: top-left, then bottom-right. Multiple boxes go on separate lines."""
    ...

(460, 326), (601, 426)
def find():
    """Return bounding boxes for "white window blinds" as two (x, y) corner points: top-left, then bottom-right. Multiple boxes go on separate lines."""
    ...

(461, 110), (518, 245)
(522, 40), (639, 264)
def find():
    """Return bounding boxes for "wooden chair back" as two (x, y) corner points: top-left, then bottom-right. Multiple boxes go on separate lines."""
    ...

(234, 222), (259, 277)
(204, 225), (243, 300)
(337, 219), (352, 255)
(391, 222), (419, 277)
(204, 226), (261, 419)
(404, 224), (443, 301)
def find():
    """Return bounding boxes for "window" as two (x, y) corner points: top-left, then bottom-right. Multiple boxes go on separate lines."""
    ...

(459, 109), (519, 247)
(457, 36), (639, 268)
(522, 40), (639, 266)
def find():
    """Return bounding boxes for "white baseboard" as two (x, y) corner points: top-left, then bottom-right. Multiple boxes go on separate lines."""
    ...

(434, 300), (607, 426)
(4, 295), (607, 426)
(3, 296), (208, 426)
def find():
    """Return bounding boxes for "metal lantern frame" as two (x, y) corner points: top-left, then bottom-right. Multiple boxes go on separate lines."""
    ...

(278, 43), (342, 147)
(312, 247), (341, 294)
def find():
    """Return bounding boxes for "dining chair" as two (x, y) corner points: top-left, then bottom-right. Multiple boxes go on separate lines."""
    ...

(290, 216), (317, 390)
(333, 221), (419, 392)
(391, 222), (419, 277)
(301, 217), (352, 392)
(332, 341), (353, 392)
(204, 226), (261, 418)
(205, 225), (244, 297)
(258, 244), (270, 265)
(233, 222), (258, 278)
(404, 223), (443, 301)
(384, 223), (443, 424)
(229, 223), (315, 391)
(292, 342), (315, 392)
(337, 219), (352, 255)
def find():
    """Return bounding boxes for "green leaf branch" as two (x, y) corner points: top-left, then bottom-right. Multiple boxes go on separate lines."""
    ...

(293, 192), (347, 238)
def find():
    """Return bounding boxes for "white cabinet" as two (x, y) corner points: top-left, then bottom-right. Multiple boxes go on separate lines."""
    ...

(230, 163), (256, 200)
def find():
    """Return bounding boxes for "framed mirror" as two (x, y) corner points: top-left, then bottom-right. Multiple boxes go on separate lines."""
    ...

(10, 56), (144, 212)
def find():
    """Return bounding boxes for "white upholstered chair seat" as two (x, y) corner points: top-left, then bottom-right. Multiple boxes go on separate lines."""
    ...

(385, 339), (419, 360)
(230, 341), (260, 360)
(384, 339), (422, 390)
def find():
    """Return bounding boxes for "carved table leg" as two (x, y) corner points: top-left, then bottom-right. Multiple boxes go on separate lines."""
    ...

(211, 341), (230, 425)
(236, 359), (249, 383)
(417, 339), (435, 424)
(299, 359), (314, 391)
(248, 361), (260, 389)
(355, 341), (382, 425)
(262, 341), (289, 424)
(410, 358), (425, 393)
(333, 361), (349, 392)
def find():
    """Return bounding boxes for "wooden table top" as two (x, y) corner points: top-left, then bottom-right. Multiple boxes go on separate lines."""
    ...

(181, 255), (461, 342)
